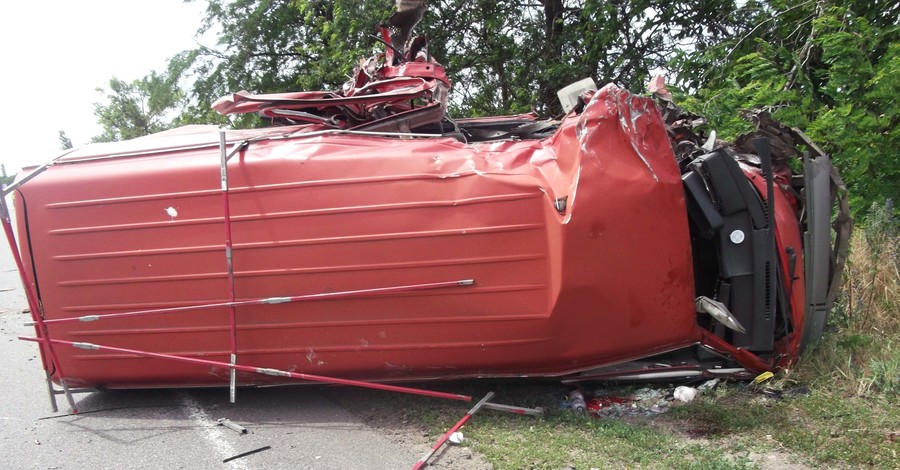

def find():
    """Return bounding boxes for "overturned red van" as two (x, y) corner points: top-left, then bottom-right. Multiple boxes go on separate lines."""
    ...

(4, 29), (848, 405)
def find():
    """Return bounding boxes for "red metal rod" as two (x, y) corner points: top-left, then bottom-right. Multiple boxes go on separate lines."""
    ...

(35, 279), (475, 326)
(411, 391), (495, 470)
(1, 200), (78, 413)
(19, 336), (473, 403)
(699, 329), (771, 372)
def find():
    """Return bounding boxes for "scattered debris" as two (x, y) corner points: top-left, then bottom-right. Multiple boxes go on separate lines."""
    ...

(412, 392), (494, 470)
(568, 390), (587, 413)
(565, 382), (730, 418)
(697, 379), (720, 393)
(566, 387), (669, 417)
(222, 445), (271, 463)
(217, 418), (248, 434)
(586, 395), (634, 415)
(448, 432), (464, 445)
(673, 386), (698, 403)
(757, 385), (811, 400)
(753, 371), (775, 385)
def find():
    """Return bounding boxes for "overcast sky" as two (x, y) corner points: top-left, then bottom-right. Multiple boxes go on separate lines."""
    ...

(0, 0), (207, 174)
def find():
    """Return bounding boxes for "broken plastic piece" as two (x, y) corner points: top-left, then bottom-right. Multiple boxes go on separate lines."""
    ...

(673, 386), (697, 403)
(701, 130), (717, 151)
(557, 78), (597, 113)
(752, 371), (775, 385)
(647, 75), (673, 102)
(448, 432), (464, 445)
(696, 296), (747, 334)
(697, 379), (719, 392)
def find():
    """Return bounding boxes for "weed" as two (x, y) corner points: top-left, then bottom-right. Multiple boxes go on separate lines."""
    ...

(800, 201), (899, 396)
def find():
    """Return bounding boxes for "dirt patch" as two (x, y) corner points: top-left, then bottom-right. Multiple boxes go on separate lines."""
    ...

(746, 448), (811, 470)
(650, 412), (813, 469)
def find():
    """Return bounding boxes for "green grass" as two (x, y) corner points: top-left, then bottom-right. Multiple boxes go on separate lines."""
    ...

(667, 388), (900, 467)
(370, 382), (759, 469)
(468, 412), (754, 469)
(384, 375), (897, 468)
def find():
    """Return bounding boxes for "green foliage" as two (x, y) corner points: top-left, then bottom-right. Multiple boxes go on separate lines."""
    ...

(92, 69), (185, 142)
(419, 0), (740, 116)
(178, 0), (392, 126)
(0, 164), (14, 187)
(672, 0), (899, 218)
(58, 130), (73, 150)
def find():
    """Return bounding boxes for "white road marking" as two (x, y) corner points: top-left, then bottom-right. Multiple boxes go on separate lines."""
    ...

(178, 392), (250, 469)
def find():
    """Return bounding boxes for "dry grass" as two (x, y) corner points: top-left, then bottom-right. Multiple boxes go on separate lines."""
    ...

(797, 203), (899, 396)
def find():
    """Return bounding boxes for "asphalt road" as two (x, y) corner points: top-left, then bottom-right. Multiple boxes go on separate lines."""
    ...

(0, 218), (430, 469)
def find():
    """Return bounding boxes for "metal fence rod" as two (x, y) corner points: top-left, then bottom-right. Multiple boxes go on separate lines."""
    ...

(219, 129), (240, 404)
(1, 195), (78, 413)
(32, 279), (476, 327)
(412, 392), (496, 469)
(19, 336), (473, 403)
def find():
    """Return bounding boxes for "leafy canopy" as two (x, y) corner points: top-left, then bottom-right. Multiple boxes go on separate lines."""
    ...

(672, 0), (899, 217)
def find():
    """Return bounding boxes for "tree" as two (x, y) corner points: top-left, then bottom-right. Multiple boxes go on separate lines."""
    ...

(92, 69), (185, 142)
(177, 0), (393, 126)
(0, 164), (12, 187)
(58, 130), (73, 150)
(176, 0), (735, 118)
(415, 0), (739, 116)
(670, 0), (899, 217)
